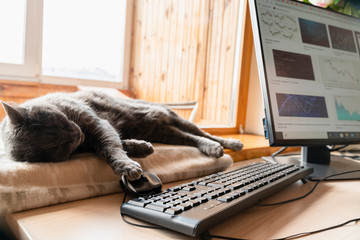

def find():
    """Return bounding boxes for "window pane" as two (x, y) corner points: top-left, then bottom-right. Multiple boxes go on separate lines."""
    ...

(129, 0), (245, 127)
(42, 0), (126, 82)
(0, 0), (26, 65)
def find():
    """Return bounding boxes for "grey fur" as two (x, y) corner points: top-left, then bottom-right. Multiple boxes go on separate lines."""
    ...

(0, 91), (243, 180)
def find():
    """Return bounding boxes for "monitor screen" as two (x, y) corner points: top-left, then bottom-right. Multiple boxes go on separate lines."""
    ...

(250, 0), (360, 146)
(249, 0), (360, 180)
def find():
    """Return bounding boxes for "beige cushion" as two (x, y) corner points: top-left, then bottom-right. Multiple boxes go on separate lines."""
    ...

(0, 144), (232, 215)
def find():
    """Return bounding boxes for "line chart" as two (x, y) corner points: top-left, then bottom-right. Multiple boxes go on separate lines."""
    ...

(259, 9), (299, 40)
(319, 56), (360, 90)
(276, 93), (328, 118)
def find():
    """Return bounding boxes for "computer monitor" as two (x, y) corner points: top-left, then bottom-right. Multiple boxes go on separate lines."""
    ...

(249, 0), (360, 180)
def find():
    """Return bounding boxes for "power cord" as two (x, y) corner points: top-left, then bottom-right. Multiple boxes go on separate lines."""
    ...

(257, 169), (360, 206)
(327, 145), (349, 151)
(271, 147), (288, 158)
(202, 218), (360, 240)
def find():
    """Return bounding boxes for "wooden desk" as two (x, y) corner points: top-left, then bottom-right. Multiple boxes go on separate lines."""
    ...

(6, 159), (360, 240)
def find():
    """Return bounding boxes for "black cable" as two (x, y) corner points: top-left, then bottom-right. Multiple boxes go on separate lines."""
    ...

(327, 144), (349, 151)
(338, 150), (360, 161)
(120, 190), (164, 230)
(273, 218), (360, 240)
(256, 181), (319, 206)
(271, 147), (288, 158)
(257, 169), (360, 206)
(203, 218), (360, 240)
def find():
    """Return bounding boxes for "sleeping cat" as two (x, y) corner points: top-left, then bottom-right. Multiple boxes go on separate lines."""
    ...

(0, 91), (243, 180)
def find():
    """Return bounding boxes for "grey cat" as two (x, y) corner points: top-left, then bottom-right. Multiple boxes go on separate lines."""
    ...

(0, 91), (243, 180)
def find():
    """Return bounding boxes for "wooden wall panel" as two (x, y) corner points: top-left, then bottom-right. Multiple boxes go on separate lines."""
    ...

(0, 80), (78, 120)
(130, 0), (240, 124)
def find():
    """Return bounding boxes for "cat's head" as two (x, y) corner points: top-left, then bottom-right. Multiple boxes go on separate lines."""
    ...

(0, 102), (84, 162)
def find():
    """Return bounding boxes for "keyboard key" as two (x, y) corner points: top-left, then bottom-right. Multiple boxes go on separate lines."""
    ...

(217, 195), (233, 203)
(127, 199), (152, 207)
(165, 207), (183, 215)
(198, 179), (217, 186)
(177, 197), (189, 203)
(226, 182), (244, 190)
(157, 199), (171, 204)
(194, 190), (207, 197)
(145, 202), (171, 212)
(178, 203), (192, 211)
(204, 192), (218, 200)
(241, 186), (254, 192)
(168, 186), (181, 192)
(167, 196), (179, 201)
(198, 197), (208, 203)
(214, 190), (225, 197)
(182, 186), (196, 191)
(187, 199), (201, 207)
(170, 200), (181, 206)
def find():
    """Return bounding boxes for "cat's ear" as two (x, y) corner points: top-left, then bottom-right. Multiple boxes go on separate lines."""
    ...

(1, 102), (25, 125)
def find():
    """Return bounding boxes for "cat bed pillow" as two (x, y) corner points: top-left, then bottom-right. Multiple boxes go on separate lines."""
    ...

(0, 143), (232, 216)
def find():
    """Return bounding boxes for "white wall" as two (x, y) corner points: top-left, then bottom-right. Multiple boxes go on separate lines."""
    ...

(245, 45), (265, 136)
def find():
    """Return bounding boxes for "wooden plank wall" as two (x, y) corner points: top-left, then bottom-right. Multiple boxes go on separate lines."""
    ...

(0, 81), (134, 121)
(130, 0), (240, 125)
(0, 80), (78, 120)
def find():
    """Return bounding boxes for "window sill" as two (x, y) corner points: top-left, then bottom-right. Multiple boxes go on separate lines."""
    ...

(218, 134), (300, 162)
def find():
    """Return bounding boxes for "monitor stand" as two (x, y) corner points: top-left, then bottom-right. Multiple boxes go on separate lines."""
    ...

(263, 146), (360, 180)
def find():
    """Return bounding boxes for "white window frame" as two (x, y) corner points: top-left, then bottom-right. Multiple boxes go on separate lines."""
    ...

(0, 0), (132, 89)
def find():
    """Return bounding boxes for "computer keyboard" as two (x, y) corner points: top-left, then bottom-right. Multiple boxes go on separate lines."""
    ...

(121, 161), (313, 237)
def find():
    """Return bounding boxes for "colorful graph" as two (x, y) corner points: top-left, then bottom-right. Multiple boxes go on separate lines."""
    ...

(260, 10), (299, 40)
(335, 96), (360, 121)
(319, 56), (360, 90)
(276, 93), (328, 118)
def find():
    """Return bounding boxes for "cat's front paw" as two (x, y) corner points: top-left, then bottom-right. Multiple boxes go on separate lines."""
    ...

(112, 159), (143, 181)
(222, 139), (243, 151)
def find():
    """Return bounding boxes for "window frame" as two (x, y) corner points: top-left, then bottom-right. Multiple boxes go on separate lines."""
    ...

(0, 0), (42, 79)
(0, 0), (132, 89)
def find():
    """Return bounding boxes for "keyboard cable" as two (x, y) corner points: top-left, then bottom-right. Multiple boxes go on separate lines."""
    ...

(120, 190), (165, 230)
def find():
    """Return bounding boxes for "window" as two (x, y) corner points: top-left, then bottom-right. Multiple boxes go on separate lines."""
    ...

(0, 0), (131, 88)
(0, 0), (26, 65)
(129, 0), (249, 128)
(0, 0), (41, 78)
(0, 0), (253, 131)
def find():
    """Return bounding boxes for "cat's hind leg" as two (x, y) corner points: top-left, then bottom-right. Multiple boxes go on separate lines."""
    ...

(122, 139), (154, 158)
(148, 126), (224, 158)
(171, 115), (243, 151)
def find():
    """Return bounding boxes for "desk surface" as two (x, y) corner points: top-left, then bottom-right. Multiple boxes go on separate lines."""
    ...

(6, 159), (360, 240)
